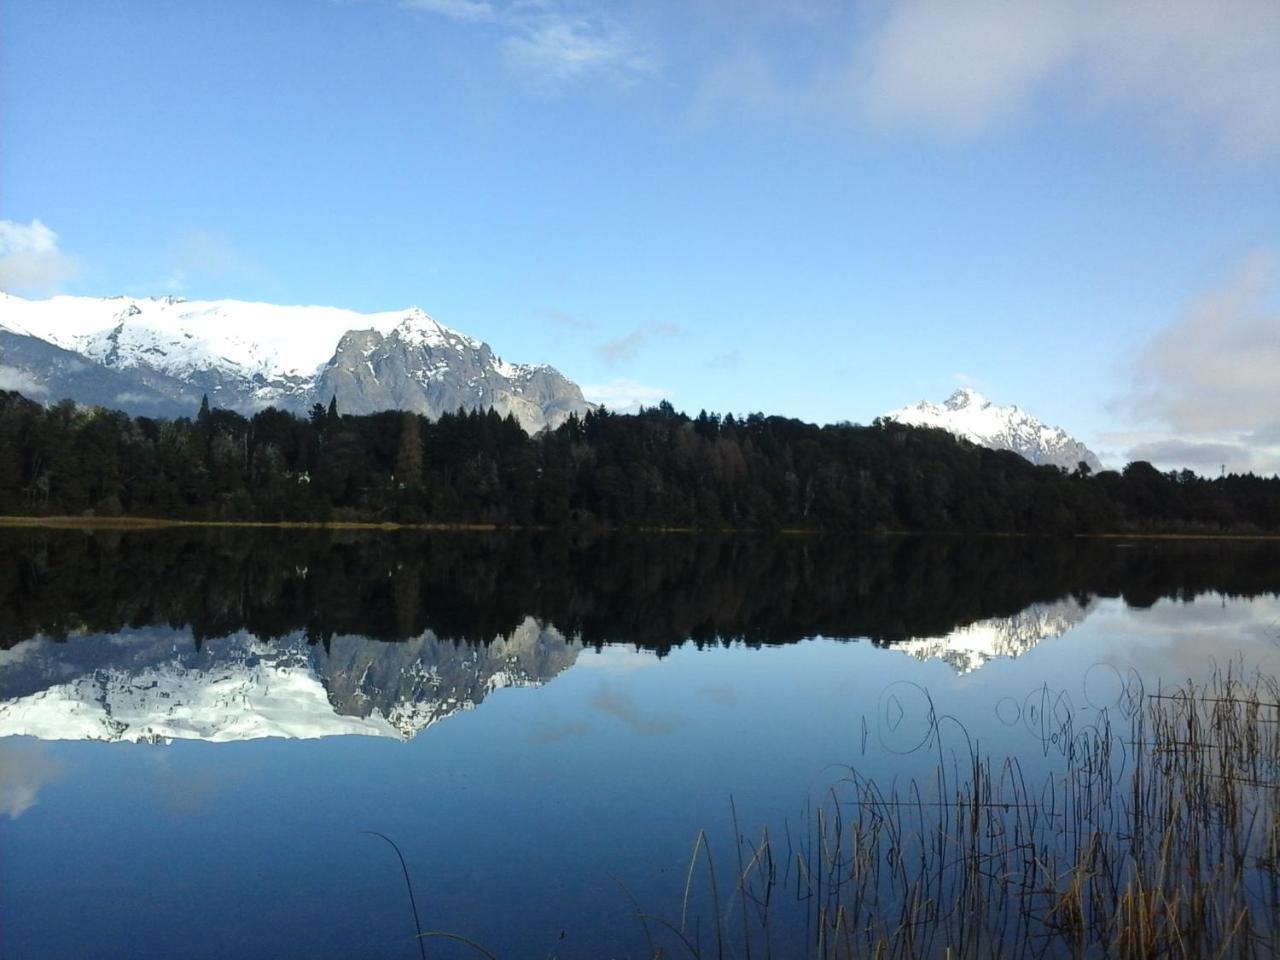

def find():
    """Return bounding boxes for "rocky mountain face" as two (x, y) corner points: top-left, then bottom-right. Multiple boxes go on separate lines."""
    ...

(885, 389), (1103, 472)
(314, 315), (588, 432)
(0, 293), (593, 431)
(0, 325), (203, 413)
(0, 618), (581, 743)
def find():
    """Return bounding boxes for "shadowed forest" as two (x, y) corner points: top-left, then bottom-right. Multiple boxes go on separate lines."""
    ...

(1, 392), (1279, 533)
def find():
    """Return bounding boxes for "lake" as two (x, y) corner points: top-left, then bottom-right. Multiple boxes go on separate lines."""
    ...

(2, 530), (1278, 959)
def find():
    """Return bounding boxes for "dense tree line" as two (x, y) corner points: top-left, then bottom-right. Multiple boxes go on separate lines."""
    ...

(1, 390), (1278, 532)
(3, 528), (1278, 652)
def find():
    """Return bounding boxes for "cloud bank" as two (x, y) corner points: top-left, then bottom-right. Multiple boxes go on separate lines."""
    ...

(699, 0), (1280, 158)
(1127, 253), (1279, 436)
(581, 377), (669, 412)
(0, 219), (79, 295)
(0, 366), (50, 397)
(1119, 252), (1280, 475)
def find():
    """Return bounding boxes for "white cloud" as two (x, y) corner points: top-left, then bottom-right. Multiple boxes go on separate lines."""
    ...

(596, 322), (680, 364)
(503, 15), (655, 85)
(404, 0), (654, 86)
(697, 0), (1280, 159)
(1246, 423), (1280, 446)
(1127, 252), (1280, 435)
(401, 0), (495, 23)
(1124, 439), (1247, 471)
(855, 1), (1077, 136)
(1081, 3), (1280, 159)
(0, 219), (80, 295)
(0, 365), (49, 397)
(1115, 252), (1280, 475)
(141, 229), (259, 295)
(1121, 438), (1280, 478)
(690, 46), (796, 123)
(581, 377), (670, 412)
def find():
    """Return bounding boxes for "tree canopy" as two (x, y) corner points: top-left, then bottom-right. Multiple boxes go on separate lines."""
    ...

(1, 391), (1277, 533)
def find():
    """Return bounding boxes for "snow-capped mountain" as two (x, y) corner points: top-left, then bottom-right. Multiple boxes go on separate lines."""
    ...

(885, 389), (1103, 472)
(891, 599), (1093, 674)
(0, 618), (580, 743)
(0, 292), (593, 431)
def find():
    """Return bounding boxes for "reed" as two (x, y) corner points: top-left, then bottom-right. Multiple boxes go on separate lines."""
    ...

(647, 663), (1280, 959)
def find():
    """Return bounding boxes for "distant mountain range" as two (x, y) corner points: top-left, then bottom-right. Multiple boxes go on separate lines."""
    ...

(0, 292), (593, 432)
(885, 389), (1103, 472)
(1, 295), (1104, 471)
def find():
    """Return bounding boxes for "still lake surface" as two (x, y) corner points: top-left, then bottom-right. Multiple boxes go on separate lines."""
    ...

(2, 530), (1279, 959)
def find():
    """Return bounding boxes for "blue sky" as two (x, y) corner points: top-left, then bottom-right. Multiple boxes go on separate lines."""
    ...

(2, 0), (1278, 472)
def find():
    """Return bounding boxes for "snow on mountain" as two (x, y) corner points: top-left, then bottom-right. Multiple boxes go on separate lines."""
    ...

(890, 599), (1094, 674)
(885, 389), (1103, 472)
(1, 292), (461, 380)
(0, 292), (593, 431)
(0, 618), (581, 743)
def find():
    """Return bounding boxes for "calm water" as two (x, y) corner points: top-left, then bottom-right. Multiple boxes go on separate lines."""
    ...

(2, 531), (1278, 959)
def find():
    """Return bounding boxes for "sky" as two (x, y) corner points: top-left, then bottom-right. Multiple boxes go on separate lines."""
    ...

(1, 0), (1278, 473)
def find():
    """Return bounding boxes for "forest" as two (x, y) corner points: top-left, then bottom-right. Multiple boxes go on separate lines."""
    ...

(1, 390), (1278, 533)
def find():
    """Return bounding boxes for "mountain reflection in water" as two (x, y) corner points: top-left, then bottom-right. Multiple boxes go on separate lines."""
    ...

(0, 618), (579, 742)
(1, 529), (1278, 743)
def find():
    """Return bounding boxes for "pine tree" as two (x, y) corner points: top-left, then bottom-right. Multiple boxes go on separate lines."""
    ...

(395, 412), (424, 487)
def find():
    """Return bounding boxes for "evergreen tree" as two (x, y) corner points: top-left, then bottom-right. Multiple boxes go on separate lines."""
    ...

(395, 412), (424, 487)
(0, 390), (1277, 532)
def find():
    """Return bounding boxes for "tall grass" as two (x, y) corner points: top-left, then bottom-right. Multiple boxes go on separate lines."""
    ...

(646, 664), (1280, 959)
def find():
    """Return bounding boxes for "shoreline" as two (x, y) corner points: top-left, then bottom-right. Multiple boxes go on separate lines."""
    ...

(1, 515), (1278, 540)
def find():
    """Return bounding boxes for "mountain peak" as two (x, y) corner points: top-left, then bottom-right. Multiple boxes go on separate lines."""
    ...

(390, 307), (481, 352)
(399, 305), (441, 329)
(945, 387), (989, 410)
(885, 391), (1103, 472)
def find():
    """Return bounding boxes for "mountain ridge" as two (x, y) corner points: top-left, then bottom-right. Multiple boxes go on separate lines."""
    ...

(0, 292), (593, 431)
(885, 388), (1103, 473)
